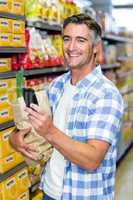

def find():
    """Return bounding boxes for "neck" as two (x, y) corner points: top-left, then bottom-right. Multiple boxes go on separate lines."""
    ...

(70, 60), (96, 86)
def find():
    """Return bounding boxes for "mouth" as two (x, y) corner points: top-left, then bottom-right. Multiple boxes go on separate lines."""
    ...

(67, 52), (80, 58)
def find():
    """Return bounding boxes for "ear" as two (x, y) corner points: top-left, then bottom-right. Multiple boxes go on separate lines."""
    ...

(93, 41), (101, 54)
(94, 41), (105, 64)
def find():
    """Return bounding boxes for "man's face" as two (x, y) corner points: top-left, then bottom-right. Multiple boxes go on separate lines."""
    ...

(62, 23), (95, 70)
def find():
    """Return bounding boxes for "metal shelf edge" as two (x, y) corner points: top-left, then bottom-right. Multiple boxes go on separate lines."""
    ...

(0, 47), (26, 53)
(103, 34), (133, 44)
(0, 162), (27, 182)
(0, 121), (15, 131)
(26, 20), (62, 32)
(102, 63), (120, 70)
(0, 71), (17, 79)
(0, 12), (25, 20)
(24, 66), (68, 76)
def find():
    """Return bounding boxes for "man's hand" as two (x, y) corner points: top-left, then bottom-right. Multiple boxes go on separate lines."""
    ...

(25, 104), (54, 140)
(9, 128), (39, 160)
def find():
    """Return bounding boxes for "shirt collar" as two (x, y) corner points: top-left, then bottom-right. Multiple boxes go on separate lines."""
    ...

(66, 65), (102, 90)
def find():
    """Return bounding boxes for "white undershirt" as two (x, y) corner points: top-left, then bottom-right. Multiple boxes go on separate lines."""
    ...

(43, 81), (76, 200)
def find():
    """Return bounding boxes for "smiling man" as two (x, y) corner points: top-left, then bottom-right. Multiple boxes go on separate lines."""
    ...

(10, 14), (123, 200)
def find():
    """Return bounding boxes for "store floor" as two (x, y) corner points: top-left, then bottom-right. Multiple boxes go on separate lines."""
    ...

(115, 146), (133, 200)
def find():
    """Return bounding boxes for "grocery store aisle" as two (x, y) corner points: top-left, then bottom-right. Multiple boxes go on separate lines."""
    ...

(115, 146), (133, 200)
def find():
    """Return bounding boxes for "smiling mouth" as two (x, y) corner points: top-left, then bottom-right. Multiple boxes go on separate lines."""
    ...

(68, 53), (80, 57)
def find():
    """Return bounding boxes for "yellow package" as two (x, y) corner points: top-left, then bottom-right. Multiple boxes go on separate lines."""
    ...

(31, 190), (43, 200)
(48, 4), (58, 23)
(0, 58), (11, 73)
(0, 91), (9, 108)
(17, 191), (30, 200)
(25, 0), (40, 21)
(0, 152), (16, 173)
(0, 33), (12, 47)
(0, 78), (16, 93)
(0, 105), (13, 124)
(0, 189), (1, 200)
(42, 5), (49, 21)
(12, 33), (25, 47)
(16, 167), (31, 195)
(0, 126), (15, 158)
(11, 0), (24, 15)
(0, 175), (18, 200)
(0, 151), (24, 173)
(0, 18), (12, 33)
(8, 77), (17, 89)
(0, 79), (9, 93)
(12, 20), (25, 34)
(14, 151), (25, 165)
(0, 0), (12, 13)
(0, 90), (16, 108)
(8, 89), (17, 103)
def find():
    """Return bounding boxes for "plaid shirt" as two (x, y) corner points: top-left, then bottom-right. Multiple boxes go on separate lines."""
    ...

(40, 65), (123, 200)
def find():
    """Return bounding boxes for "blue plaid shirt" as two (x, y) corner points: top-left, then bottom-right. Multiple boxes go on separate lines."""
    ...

(40, 65), (123, 200)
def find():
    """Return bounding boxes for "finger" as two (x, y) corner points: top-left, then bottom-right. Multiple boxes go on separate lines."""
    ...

(20, 127), (32, 136)
(30, 103), (43, 114)
(25, 107), (42, 119)
(19, 148), (39, 160)
(24, 143), (38, 152)
(28, 115), (43, 129)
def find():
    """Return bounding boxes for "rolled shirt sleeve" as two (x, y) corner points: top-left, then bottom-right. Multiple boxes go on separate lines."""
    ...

(86, 91), (124, 145)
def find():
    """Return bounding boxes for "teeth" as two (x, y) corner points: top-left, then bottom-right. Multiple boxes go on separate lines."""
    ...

(69, 55), (78, 57)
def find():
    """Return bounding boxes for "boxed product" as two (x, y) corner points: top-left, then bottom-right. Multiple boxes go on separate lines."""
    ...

(0, 151), (24, 173)
(0, 58), (11, 73)
(0, 0), (12, 13)
(11, 33), (26, 47)
(16, 167), (31, 195)
(0, 18), (12, 33)
(11, 0), (24, 15)
(0, 90), (16, 109)
(0, 126), (15, 158)
(0, 175), (18, 200)
(17, 191), (29, 200)
(31, 190), (43, 200)
(0, 33), (12, 47)
(0, 78), (16, 93)
(12, 20), (25, 34)
(0, 105), (13, 124)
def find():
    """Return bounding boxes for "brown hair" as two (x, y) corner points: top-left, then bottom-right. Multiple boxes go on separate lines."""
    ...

(63, 13), (102, 43)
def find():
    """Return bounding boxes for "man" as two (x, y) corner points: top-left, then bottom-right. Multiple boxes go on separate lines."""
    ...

(10, 14), (123, 199)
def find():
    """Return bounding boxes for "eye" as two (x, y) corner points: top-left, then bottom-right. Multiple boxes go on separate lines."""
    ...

(77, 38), (86, 43)
(63, 37), (70, 42)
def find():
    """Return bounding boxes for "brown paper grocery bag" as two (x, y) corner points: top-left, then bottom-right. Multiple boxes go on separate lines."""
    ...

(12, 89), (53, 167)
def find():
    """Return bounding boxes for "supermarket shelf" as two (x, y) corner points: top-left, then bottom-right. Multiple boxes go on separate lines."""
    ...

(0, 12), (25, 20)
(114, 4), (133, 9)
(118, 70), (133, 79)
(24, 66), (68, 77)
(103, 34), (133, 44)
(26, 20), (62, 32)
(102, 63), (120, 70)
(0, 71), (17, 79)
(117, 140), (133, 164)
(0, 66), (68, 79)
(0, 47), (26, 53)
(0, 162), (27, 182)
(0, 121), (15, 131)
(117, 55), (133, 62)
(120, 87), (133, 96)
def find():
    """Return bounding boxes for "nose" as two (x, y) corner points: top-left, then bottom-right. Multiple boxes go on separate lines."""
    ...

(68, 40), (77, 51)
